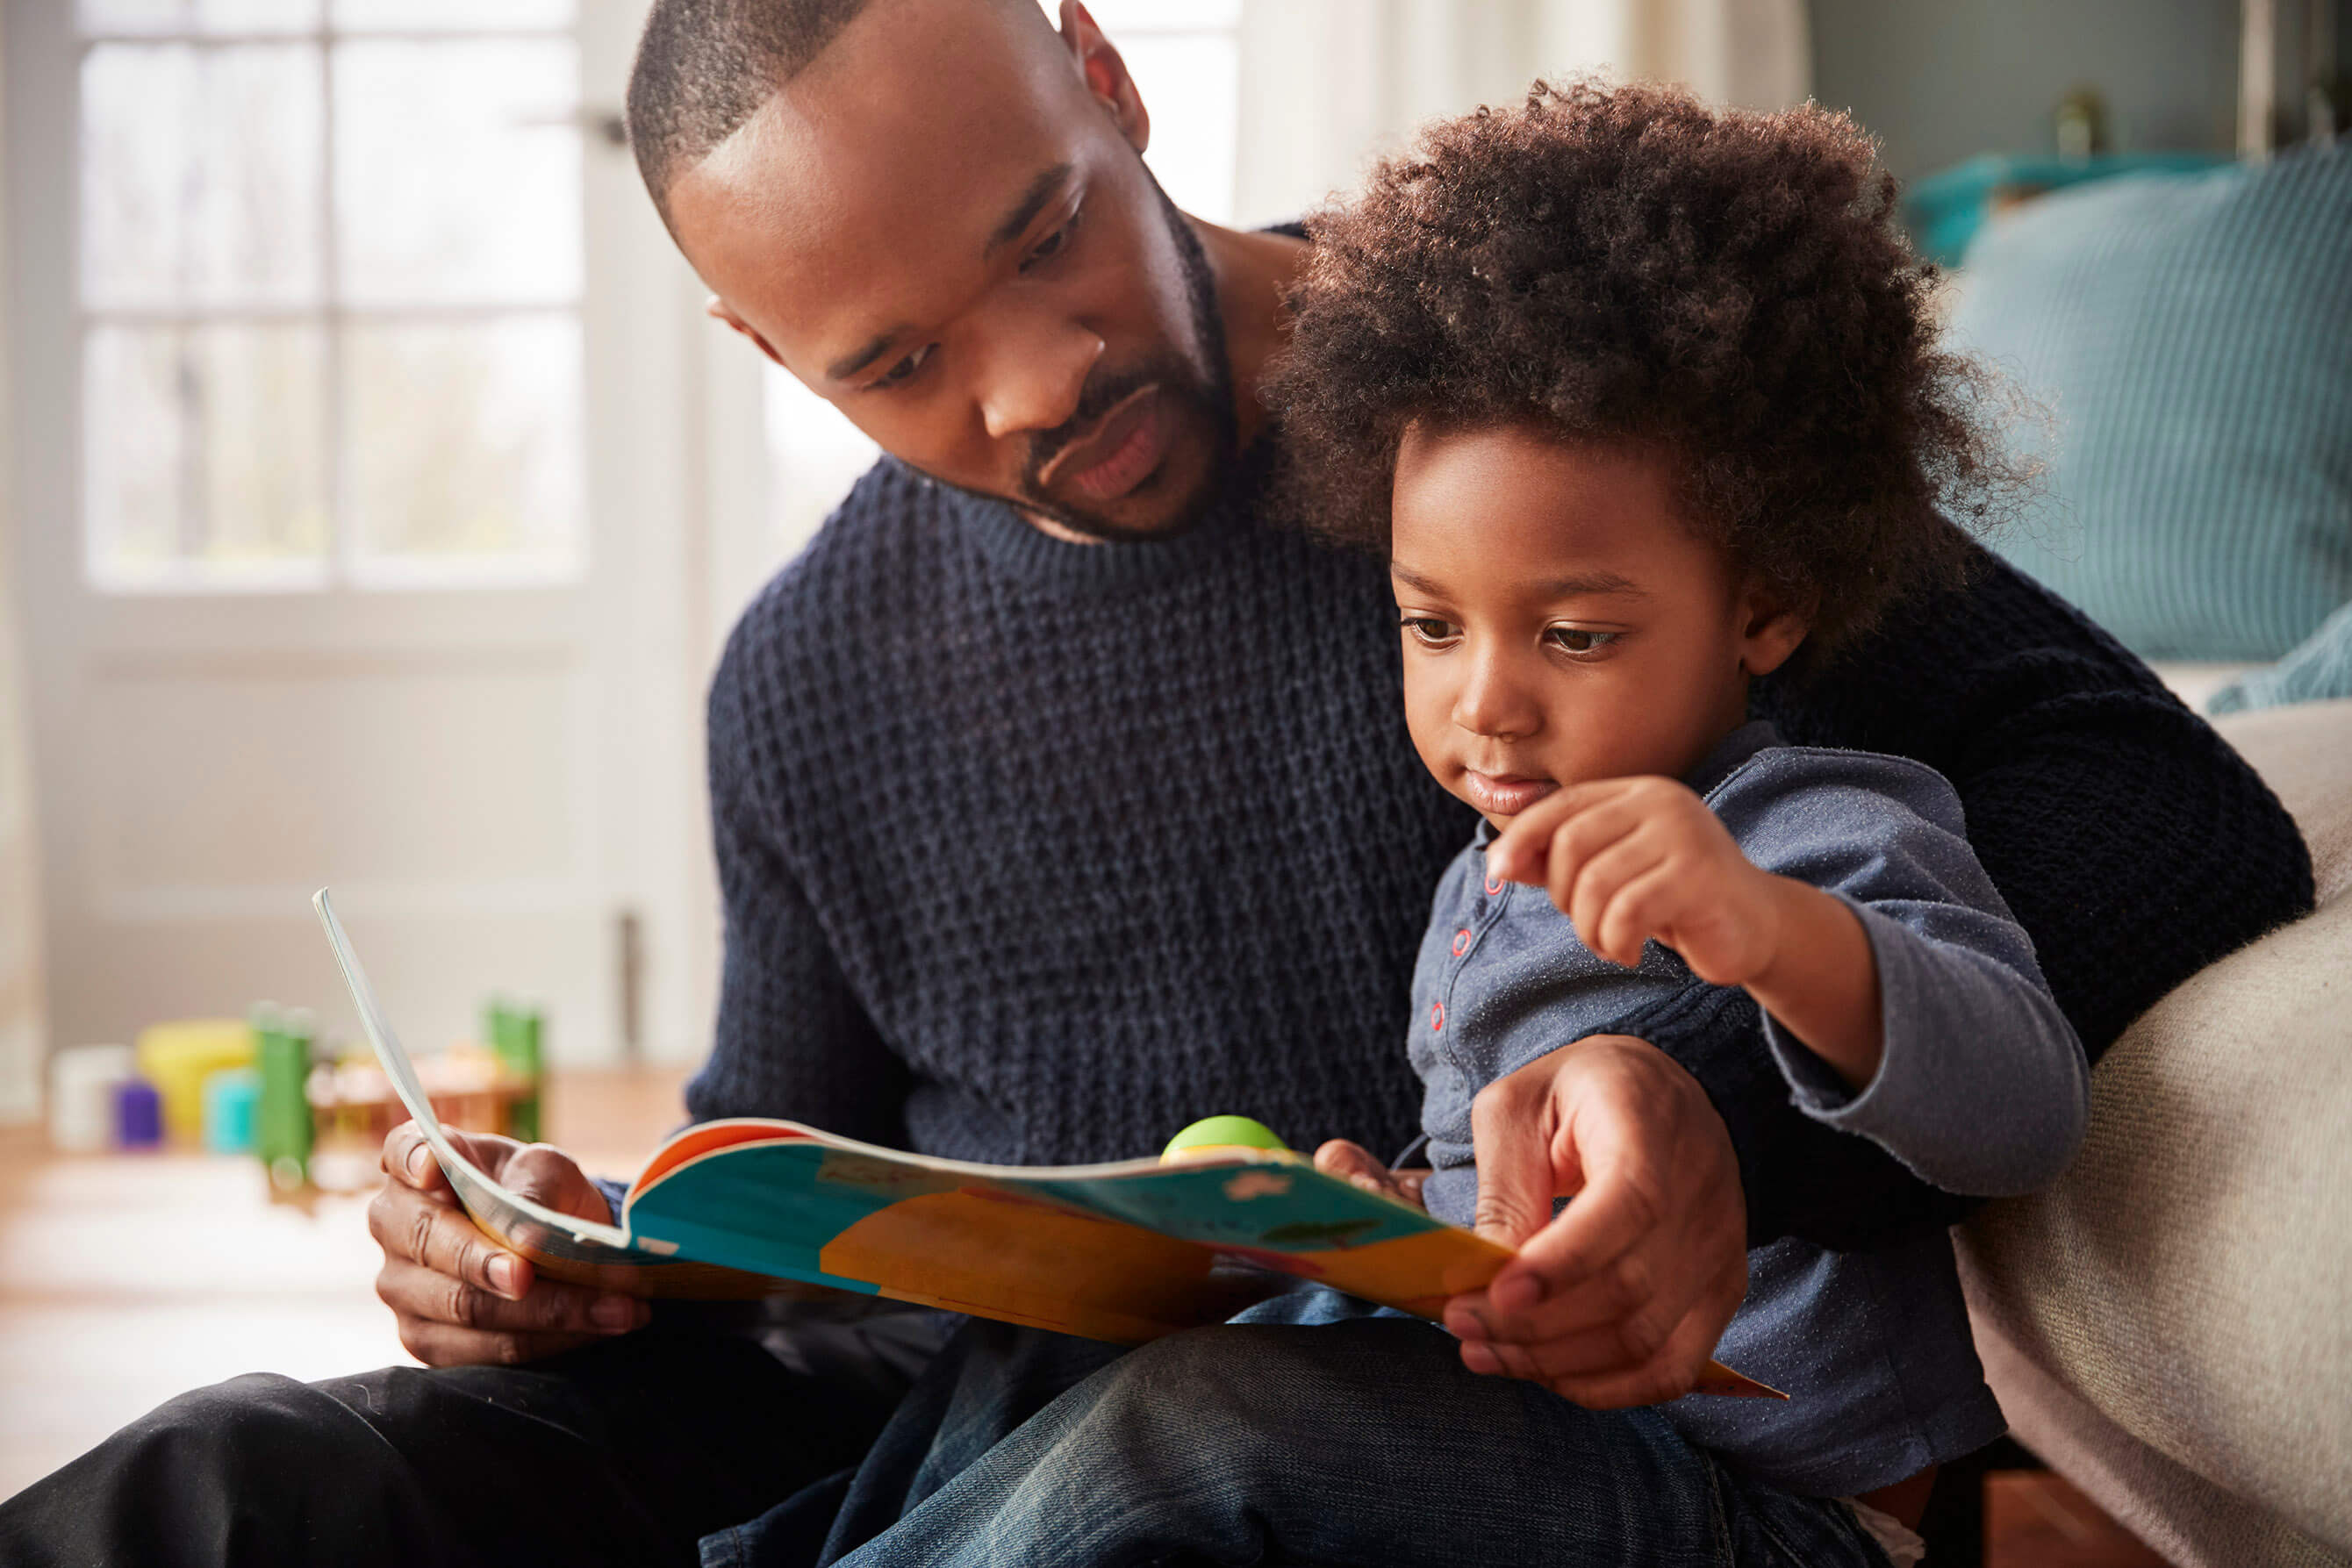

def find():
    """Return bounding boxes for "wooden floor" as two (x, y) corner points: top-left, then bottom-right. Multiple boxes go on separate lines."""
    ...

(0, 1066), (692, 1502)
(0, 1068), (2172, 1564)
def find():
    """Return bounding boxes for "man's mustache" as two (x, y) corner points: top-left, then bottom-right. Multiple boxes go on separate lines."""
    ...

(1021, 365), (1168, 495)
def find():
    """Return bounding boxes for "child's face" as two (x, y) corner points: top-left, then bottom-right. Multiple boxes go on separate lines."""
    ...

(1389, 422), (1805, 827)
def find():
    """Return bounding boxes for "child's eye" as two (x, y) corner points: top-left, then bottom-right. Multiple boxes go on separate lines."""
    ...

(1545, 626), (1621, 655)
(866, 343), (935, 391)
(1401, 616), (1459, 647)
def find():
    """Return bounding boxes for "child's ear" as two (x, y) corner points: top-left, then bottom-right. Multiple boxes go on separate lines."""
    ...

(1735, 584), (1811, 678)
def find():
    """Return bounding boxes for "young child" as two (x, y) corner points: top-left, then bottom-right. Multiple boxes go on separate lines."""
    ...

(797, 82), (2094, 1568)
(1264, 78), (2090, 1554)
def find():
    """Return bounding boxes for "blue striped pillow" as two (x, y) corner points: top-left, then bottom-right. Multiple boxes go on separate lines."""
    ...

(1947, 147), (2352, 661)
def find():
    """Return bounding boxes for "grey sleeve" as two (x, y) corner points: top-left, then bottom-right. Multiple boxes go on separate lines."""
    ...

(1710, 748), (2092, 1197)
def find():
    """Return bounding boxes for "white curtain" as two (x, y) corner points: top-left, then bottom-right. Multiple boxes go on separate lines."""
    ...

(1233, 0), (1810, 227)
(0, 10), (46, 1126)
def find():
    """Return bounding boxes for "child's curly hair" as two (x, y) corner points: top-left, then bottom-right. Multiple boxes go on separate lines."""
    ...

(1266, 78), (2029, 664)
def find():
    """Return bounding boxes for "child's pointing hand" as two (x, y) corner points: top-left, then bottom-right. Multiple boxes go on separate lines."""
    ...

(1485, 777), (1782, 986)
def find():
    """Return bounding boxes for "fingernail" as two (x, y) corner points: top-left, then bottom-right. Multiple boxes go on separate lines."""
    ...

(1445, 1302), (1488, 1341)
(1461, 1341), (1499, 1374)
(487, 1256), (521, 1298)
(592, 1295), (637, 1332)
(407, 1143), (432, 1179)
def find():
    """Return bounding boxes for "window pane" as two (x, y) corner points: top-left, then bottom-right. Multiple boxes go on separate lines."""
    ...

(333, 39), (581, 305)
(82, 44), (323, 309)
(330, 0), (571, 29)
(341, 318), (583, 578)
(1117, 34), (1238, 223)
(84, 326), (183, 576)
(80, 0), (319, 34)
(86, 323), (329, 584)
(764, 363), (879, 558)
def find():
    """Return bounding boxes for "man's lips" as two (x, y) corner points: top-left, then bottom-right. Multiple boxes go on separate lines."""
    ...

(1036, 385), (1167, 505)
(1461, 770), (1560, 817)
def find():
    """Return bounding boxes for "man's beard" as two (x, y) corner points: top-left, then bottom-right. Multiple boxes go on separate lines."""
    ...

(924, 169), (1239, 543)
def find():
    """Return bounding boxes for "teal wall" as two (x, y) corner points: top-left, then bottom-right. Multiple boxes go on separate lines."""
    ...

(1809, 0), (2349, 185)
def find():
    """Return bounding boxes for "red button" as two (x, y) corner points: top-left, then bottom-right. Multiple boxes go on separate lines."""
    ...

(1451, 928), (1472, 956)
(1430, 1001), (1445, 1031)
(1483, 874), (1503, 896)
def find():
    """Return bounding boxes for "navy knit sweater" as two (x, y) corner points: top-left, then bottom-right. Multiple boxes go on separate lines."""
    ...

(690, 448), (2313, 1250)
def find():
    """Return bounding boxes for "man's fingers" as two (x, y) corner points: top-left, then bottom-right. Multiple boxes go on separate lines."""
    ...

(369, 1179), (531, 1299)
(1493, 1127), (1667, 1305)
(379, 1122), (449, 1194)
(504, 1142), (618, 1227)
(1532, 1299), (1734, 1410)
(394, 1314), (604, 1370)
(376, 1257), (646, 1342)
(1466, 1077), (1563, 1250)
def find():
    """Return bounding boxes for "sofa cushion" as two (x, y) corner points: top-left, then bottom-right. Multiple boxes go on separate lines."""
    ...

(2212, 601), (2352, 719)
(1948, 146), (2352, 662)
(1957, 697), (2352, 1560)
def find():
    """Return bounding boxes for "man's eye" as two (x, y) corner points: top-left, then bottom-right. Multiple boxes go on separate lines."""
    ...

(1020, 211), (1079, 274)
(1401, 616), (1459, 646)
(869, 343), (935, 390)
(1545, 626), (1621, 655)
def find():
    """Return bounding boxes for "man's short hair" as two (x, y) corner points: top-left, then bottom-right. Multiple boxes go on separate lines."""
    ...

(626, 0), (876, 230)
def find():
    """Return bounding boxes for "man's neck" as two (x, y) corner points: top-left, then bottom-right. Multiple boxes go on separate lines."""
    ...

(1194, 216), (1311, 455)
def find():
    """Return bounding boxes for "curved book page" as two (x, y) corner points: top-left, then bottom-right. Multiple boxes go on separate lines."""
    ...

(312, 888), (821, 1299)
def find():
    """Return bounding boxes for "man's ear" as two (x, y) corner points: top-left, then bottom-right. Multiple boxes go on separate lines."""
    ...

(1055, 0), (1150, 154)
(1736, 583), (1812, 678)
(706, 296), (786, 369)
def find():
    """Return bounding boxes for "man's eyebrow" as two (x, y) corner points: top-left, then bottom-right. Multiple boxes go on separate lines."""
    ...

(828, 330), (907, 384)
(824, 162), (1076, 384)
(985, 161), (1075, 257)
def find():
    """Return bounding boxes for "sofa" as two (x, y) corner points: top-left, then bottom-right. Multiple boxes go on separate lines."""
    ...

(1956, 691), (2352, 1567)
(1935, 143), (2352, 1567)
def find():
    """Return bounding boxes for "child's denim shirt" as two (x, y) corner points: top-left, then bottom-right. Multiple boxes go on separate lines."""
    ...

(1409, 721), (2090, 1495)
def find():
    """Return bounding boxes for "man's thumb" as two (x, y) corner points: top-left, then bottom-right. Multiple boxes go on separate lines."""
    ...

(1467, 1087), (1559, 1249)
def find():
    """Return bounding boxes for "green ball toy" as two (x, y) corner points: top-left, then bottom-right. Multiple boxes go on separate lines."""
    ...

(1161, 1115), (1292, 1163)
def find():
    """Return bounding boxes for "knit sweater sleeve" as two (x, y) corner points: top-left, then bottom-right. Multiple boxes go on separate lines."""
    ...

(1745, 545), (2314, 1247)
(683, 623), (912, 1143)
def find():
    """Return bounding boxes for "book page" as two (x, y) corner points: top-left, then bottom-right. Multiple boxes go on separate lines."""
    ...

(313, 888), (825, 1299)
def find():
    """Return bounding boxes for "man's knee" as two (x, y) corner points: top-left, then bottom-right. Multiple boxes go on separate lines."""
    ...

(0, 1373), (409, 1568)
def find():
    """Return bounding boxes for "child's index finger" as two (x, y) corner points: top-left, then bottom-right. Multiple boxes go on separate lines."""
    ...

(1486, 779), (1617, 884)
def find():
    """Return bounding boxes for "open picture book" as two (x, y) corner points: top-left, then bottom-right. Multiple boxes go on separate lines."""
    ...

(315, 888), (1780, 1395)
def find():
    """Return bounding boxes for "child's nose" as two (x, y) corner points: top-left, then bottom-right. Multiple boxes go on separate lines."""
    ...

(1452, 651), (1540, 740)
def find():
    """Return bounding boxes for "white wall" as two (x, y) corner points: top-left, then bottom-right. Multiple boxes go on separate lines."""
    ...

(0, 3), (45, 1125)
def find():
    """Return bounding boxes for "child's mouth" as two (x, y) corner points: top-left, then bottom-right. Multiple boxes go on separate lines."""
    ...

(1461, 770), (1559, 817)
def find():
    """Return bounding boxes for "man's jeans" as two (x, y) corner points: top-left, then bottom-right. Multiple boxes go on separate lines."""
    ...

(716, 1292), (1897, 1568)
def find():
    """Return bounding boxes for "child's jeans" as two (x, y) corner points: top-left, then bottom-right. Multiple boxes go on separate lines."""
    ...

(710, 1289), (1897, 1568)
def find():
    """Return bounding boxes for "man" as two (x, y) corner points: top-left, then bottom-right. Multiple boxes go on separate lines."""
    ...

(0, 2), (2310, 1564)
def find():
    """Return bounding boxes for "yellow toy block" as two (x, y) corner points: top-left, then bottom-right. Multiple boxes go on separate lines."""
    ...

(134, 1019), (256, 1145)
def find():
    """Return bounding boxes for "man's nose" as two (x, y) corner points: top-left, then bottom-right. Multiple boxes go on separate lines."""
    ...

(977, 316), (1103, 442)
(1452, 647), (1540, 740)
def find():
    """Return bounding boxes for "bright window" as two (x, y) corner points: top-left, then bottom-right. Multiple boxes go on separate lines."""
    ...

(75, 0), (587, 591)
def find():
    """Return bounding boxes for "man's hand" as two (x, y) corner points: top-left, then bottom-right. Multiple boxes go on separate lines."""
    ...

(1441, 1035), (1747, 1408)
(1312, 1139), (1429, 1210)
(369, 1121), (649, 1367)
(1485, 776), (1781, 984)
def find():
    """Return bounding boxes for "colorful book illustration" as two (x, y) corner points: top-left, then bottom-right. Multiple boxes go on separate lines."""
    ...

(314, 888), (1782, 1397)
